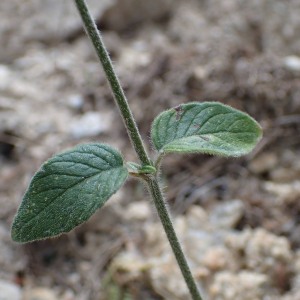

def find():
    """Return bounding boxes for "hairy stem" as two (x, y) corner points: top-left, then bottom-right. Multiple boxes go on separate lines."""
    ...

(74, 1), (203, 299)
(74, 0), (151, 166)
(145, 175), (203, 300)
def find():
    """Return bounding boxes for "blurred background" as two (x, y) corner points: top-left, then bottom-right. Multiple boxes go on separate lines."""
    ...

(1, 0), (300, 299)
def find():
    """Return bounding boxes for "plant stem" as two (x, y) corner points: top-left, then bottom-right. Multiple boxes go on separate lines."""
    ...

(74, 0), (151, 166)
(74, 1), (203, 299)
(145, 175), (203, 300)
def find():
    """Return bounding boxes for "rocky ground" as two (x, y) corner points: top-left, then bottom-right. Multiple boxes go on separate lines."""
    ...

(1, 0), (300, 299)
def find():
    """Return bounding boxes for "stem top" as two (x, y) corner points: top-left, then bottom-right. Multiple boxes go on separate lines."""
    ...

(74, 0), (151, 166)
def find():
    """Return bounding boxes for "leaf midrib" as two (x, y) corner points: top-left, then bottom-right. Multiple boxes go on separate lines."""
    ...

(162, 131), (257, 150)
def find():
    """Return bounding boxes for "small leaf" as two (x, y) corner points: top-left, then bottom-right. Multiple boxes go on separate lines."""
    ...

(139, 165), (156, 174)
(151, 102), (262, 157)
(11, 143), (128, 243)
(127, 162), (156, 174)
(126, 162), (141, 172)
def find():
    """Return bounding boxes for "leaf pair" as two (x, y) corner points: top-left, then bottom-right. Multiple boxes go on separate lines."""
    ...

(12, 102), (262, 242)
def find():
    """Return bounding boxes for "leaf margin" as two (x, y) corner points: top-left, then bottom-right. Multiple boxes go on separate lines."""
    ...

(11, 142), (128, 243)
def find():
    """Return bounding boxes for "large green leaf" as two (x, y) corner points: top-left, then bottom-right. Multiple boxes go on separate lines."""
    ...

(11, 143), (128, 243)
(151, 102), (262, 157)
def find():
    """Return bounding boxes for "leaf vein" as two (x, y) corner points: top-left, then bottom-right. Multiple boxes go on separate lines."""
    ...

(23, 166), (125, 227)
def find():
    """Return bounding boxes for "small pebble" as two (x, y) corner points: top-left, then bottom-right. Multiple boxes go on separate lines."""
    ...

(23, 287), (57, 300)
(284, 55), (300, 71)
(0, 280), (22, 300)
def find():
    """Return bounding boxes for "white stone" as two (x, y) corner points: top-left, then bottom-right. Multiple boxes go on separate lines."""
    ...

(0, 65), (11, 90)
(0, 280), (22, 300)
(23, 287), (57, 300)
(245, 228), (292, 272)
(126, 201), (152, 221)
(19, 0), (114, 41)
(284, 56), (300, 71)
(209, 200), (245, 229)
(67, 94), (84, 110)
(186, 205), (209, 230)
(68, 111), (111, 138)
(210, 271), (269, 300)
(263, 181), (300, 204)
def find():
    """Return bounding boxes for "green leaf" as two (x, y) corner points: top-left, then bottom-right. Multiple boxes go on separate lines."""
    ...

(11, 143), (128, 243)
(126, 162), (141, 172)
(151, 102), (262, 157)
(139, 165), (156, 174)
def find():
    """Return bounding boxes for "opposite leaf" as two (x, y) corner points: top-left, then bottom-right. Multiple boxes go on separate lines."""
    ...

(151, 102), (262, 157)
(11, 143), (128, 243)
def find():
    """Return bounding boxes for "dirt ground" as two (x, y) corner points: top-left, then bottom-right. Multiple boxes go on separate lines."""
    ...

(1, 0), (300, 299)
